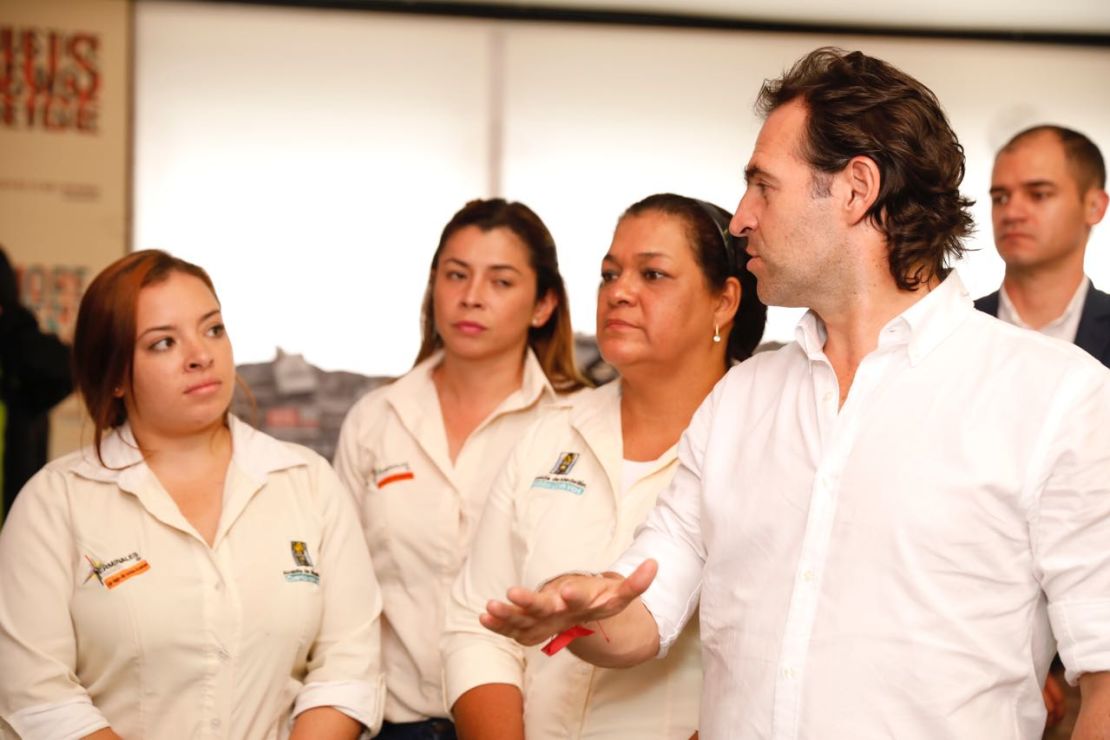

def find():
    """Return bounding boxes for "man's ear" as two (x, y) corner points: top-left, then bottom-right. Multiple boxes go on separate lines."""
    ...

(1085, 188), (1108, 228)
(842, 155), (882, 225)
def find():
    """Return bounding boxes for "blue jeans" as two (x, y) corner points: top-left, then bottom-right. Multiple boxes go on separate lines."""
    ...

(376, 718), (457, 740)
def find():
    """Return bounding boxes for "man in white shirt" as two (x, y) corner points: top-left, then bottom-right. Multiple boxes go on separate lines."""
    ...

(475, 47), (1110, 740)
(977, 125), (1110, 366)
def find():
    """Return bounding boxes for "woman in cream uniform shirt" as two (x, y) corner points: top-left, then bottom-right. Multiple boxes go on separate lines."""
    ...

(334, 199), (588, 739)
(0, 251), (384, 740)
(443, 194), (767, 739)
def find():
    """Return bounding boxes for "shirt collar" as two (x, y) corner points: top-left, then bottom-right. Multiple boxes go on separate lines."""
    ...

(68, 414), (305, 486)
(793, 271), (973, 367)
(999, 275), (1089, 332)
(386, 346), (557, 418)
(568, 380), (676, 499)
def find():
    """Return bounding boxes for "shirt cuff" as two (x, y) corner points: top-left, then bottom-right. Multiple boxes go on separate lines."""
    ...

(610, 533), (701, 659)
(7, 696), (109, 740)
(442, 640), (525, 710)
(292, 678), (385, 737)
(1048, 599), (1110, 686)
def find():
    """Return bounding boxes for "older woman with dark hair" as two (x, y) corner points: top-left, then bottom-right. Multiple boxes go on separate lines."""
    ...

(442, 193), (766, 740)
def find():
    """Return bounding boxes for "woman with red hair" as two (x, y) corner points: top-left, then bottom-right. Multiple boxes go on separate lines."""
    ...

(0, 250), (384, 740)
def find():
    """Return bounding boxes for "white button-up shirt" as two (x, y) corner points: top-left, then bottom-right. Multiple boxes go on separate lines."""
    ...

(998, 276), (1090, 343)
(334, 349), (557, 722)
(613, 273), (1110, 740)
(443, 382), (701, 739)
(0, 416), (384, 740)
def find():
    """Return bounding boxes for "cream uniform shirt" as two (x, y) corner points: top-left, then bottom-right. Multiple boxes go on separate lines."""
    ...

(442, 382), (701, 739)
(0, 416), (385, 740)
(334, 349), (557, 722)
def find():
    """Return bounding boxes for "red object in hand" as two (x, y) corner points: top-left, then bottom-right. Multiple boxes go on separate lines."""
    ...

(541, 625), (595, 656)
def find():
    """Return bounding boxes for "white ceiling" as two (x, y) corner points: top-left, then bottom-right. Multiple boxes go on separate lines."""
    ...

(424, 0), (1110, 35)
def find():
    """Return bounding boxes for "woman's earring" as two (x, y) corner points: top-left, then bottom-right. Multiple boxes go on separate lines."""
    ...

(712, 324), (721, 344)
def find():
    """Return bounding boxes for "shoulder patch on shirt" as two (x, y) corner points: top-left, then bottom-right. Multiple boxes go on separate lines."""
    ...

(373, 462), (414, 489)
(84, 552), (151, 590)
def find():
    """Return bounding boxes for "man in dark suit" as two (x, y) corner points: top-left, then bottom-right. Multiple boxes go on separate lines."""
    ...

(977, 126), (1110, 730)
(977, 125), (1110, 367)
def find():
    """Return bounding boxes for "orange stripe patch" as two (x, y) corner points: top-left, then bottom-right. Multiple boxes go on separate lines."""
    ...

(377, 472), (414, 488)
(104, 560), (150, 590)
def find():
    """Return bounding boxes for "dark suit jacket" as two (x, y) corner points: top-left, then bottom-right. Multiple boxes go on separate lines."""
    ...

(974, 280), (1110, 368)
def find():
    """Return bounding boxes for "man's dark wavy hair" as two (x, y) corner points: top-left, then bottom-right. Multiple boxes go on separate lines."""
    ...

(756, 47), (975, 291)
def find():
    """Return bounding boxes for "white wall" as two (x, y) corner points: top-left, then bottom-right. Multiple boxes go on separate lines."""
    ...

(134, 1), (1110, 375)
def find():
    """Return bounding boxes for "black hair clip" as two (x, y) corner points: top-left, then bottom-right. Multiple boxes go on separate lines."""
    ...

(693, 199), (741, 268)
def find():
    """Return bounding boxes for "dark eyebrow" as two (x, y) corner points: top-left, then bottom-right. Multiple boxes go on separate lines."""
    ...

(744, 164), (776, 185)
(443, 257), (522, 275)
(990, 179), (1059, 196)
(138, 324), (174, 339)
(603, 251), (672, 263)
(137, 308), (221, 339)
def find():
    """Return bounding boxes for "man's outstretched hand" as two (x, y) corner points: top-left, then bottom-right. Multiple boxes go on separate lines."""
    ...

(479, 559), (658, 646)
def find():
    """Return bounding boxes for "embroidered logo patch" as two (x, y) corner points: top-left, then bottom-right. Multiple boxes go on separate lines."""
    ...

(84, 552), (151, 590)
(530, 477), (586, 495)
(284, 570), (320, 585)
(532, 452), (588, 495)
(284, 540), (321, 585)
(550, 452), (579, 476)
(373, 462), (414, 489)
(291, 541), (313, 567)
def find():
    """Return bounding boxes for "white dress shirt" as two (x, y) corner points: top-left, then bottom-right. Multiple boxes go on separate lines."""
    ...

(612, 272), (1110, 740)
(0, 416), (384, 740)
(998, 276), (1089, 343)
(334, 349), (557, 722)
(443, 383), (701, 739)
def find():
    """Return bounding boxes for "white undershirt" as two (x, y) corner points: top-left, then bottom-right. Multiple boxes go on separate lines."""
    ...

(622, 457), (661, 496)
(998, 277), (1089, 343)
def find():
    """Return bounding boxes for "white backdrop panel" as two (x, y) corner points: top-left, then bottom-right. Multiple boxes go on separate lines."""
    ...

(134, 1), (493, 375)
(135, 3), (1110, 372)
(501, 25), (1110, 345)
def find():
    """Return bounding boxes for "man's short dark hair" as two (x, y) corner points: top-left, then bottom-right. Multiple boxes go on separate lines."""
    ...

(1002, 125), (1106, 193)
(756, 47), (974, 291)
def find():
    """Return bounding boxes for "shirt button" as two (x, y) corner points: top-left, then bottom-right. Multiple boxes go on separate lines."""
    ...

(802, 570), (815, 582)
(782, 667), (796, 679)
(823, 392), (834, 403)
(210, 719), (221, 729)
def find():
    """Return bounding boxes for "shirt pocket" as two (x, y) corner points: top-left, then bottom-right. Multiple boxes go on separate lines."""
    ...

(70, 535), (159, 680)
(236, 531), (324, 659)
